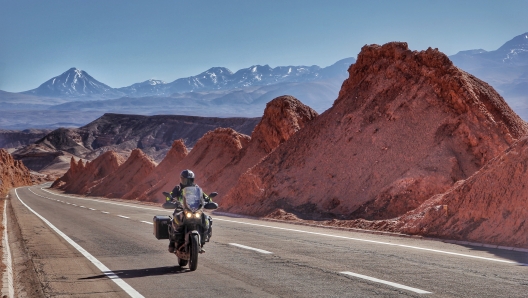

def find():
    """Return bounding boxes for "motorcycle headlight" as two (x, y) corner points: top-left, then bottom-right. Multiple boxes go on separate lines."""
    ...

(185, 211), (192, 218)
(194, 212), (201, 218)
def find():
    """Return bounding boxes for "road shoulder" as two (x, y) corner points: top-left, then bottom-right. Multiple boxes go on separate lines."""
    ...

(8, 187), (128, 297)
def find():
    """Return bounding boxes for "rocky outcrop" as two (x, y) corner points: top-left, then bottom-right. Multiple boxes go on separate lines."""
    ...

(89, 149), (156, 198)
(120, 95), (318, 202)
(222, 42), (528, 220)
(52, 151), (125, 194)
(135, 128), (251, 201)
(389, 135), (528, 247)
(206, 95), (318, 201)
(0, 149), (32, 196)
(121, 140), (188, 201)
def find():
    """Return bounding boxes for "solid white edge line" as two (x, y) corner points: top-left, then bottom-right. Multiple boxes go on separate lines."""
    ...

(140, 221), (153, 225)
(340, 271), (431, 294)
(37, 187), (523, 265)
(2, 199), (14, 298)
(14, 188), (144, 298)
(229, 243), (273, 254)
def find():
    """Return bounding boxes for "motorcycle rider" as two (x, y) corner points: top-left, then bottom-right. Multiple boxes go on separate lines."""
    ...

(166, 169), (214, 253)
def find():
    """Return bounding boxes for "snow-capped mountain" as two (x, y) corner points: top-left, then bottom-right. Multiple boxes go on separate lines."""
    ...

(23, 67), (125, 99)
(116, 58), (355, 97)
(449, 32), (528, 120)
(116, 79), (167, 97)
(450, 32), (528, 66)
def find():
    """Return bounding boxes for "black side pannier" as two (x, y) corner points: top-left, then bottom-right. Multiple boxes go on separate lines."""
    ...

(153, 215), (171, 240)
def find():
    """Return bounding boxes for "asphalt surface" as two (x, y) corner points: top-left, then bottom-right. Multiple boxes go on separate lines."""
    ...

(7, 185), (528, 297)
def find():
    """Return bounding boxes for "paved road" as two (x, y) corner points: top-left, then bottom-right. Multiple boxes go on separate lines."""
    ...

(7, 185), (528, 297)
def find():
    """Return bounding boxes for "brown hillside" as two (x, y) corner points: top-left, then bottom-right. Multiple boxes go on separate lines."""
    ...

(0, 149), (32, 196)
(52, 151), (125, 194)
(121, 95), (317, 202)
(89, 149), (156, 198)
(390, 135), (528, 247)
(222, 42), (528, 219)
(122, 140), (188, 201)
(136, 128), (250, 202)
(206, 96), (318, 201)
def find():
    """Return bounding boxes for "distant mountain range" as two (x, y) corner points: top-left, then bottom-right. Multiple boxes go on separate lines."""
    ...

(449, 32), (528, 118)
(1, 32), (528, 130)
(0, 57), (355, 129)
(18, 57), (356, 99)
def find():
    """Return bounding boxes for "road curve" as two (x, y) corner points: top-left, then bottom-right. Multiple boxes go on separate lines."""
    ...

(6, 185), (528, 297)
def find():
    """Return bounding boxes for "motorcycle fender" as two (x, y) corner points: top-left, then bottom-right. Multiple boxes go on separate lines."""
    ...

(189, 230), (201, 245)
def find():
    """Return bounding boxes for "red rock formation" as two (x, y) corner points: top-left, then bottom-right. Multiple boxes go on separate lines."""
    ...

(0, 149), (32, 196)
(222, 42), (528, 220)
(52, 151), (125, 194)
(121, 140), (188, 201)
(122, 95), (317, 203)
(206, 96), (318, 202)
(389, 136), (528, 247)
(136, 128), (250, 202)
(89, 149), (156, 198)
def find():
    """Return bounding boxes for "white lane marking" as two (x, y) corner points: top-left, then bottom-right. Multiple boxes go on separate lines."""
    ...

(101, 211), (109, 214)
(37, 187), (523, 265)
(89, 208), (96, 211)
(72, 204), (78, 206)
(80, 206), (86, 208)
(14, 188), (144, 298)
(215, 219), (524, 266)
(229, 243), (273, 254)
(341, 271), (431, 294)
(2, 199), (14, 298)
(117, 215), (130, 219)
(140, 221), (153, 225)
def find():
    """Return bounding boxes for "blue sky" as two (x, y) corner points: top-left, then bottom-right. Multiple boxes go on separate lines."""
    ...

(1, 0), (527, 92)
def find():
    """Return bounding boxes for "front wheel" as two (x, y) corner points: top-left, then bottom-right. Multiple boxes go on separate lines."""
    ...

(189, 234), (200, 271)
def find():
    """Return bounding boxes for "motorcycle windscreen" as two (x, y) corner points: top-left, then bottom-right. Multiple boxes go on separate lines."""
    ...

(182, 186), (203, 212)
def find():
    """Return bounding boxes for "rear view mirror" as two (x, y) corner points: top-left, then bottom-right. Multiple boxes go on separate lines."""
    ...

(209, 192), (218, 198)
(163, 192), (172, 199)
(162, 202), (177, 209)
(204, 202), (218, 210)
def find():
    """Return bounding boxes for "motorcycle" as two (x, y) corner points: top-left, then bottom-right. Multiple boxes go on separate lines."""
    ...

(154, 186), (218, 271)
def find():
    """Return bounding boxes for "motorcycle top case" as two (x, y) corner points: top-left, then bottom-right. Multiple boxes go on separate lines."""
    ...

(153, 215), (171, 240)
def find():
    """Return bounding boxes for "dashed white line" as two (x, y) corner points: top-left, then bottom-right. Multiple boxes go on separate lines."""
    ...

(80, 206), (86, 208)
(89, 208), (96, 211)
(141, 221), (153, 225)
(101, 211), (109, 214)
(340, 271), (431, 294)
(14, 189), (144, 298)
(216, 219), (523, 265)
(229, 243), (273, 254)
(117, 215), (130, 219)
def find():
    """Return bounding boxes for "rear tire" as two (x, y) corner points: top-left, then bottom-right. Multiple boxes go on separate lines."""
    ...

(189, 234), (199, 271)
(178, 258), (188, 267)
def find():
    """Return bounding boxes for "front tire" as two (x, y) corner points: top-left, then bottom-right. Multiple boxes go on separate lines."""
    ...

(189, 234), (199, 271)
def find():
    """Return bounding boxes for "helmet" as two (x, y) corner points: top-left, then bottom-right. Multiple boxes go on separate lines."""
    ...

(180, 169), (195, 187)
